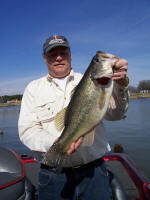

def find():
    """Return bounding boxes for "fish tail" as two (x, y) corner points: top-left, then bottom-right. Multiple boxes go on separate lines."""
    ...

(42, 143), (67, 173)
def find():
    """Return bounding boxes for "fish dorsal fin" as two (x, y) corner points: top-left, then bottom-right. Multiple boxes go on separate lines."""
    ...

(55, 107), (67, 131)
(82, 128), (95, 146)
(70, 85), (78, 99)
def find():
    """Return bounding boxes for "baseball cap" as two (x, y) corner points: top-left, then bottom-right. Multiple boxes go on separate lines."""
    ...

(43, 35), (70, 54)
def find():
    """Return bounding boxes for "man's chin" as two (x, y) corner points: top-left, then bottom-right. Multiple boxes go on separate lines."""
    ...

(52, 70), (70, 78)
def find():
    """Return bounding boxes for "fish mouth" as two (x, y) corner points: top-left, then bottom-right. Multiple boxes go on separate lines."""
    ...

(96, 76), (111, 85)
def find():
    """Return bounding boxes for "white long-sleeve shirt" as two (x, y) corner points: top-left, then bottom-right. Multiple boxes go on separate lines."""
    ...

(18, 70), (129, 167)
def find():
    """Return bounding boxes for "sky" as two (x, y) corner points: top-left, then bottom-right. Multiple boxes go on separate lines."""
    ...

(0, 0), (150, 95)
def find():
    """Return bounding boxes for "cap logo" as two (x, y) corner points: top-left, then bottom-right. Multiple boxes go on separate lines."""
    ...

(49, 38), (65, 45)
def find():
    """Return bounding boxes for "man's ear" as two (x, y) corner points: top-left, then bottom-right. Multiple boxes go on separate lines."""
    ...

(43, 55), (48, 65)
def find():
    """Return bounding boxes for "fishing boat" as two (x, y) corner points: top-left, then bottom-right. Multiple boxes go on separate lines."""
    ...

(0, 146), (150, 200)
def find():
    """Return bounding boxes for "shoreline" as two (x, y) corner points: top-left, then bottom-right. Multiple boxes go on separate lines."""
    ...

(0, 102), (21, 107)
(130, 93), (150, 99)
(0, 93), (150, 107)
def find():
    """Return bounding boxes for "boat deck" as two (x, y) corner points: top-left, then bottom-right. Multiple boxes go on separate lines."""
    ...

(24, 157), (141, 199)
(107, 161), (138, 199)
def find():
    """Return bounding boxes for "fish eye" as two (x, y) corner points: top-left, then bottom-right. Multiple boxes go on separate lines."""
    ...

(94, 57), (99, 64)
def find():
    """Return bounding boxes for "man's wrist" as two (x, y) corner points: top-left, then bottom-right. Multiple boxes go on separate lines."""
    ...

(115, 76), (129, 87)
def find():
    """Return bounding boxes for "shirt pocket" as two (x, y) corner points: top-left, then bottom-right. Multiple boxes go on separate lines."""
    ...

(36, 100), (56, 123)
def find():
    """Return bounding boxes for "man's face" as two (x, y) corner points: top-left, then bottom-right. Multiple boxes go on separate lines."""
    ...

(44, 46), (72, 78)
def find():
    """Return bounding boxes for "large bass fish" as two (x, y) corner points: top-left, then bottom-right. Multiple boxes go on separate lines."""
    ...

(42, 51), (118, 171)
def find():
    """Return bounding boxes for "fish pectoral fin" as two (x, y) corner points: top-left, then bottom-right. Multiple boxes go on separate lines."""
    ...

(82, 128), (95, 146)
(55, 107), (67, 131)
(108, 95), (116, 109)
(42, 143), (67, 173)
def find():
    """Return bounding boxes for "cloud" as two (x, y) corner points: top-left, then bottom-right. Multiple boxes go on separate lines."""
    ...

(0, 73), (46, 95)
(134, 13), (150, 26)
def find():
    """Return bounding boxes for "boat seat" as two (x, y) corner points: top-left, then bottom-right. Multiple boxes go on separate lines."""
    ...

(0, 147), (35, 200)
(0, 146), (23, 175)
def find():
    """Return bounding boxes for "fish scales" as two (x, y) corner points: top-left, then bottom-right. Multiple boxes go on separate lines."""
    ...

(63, 78), (104, 144)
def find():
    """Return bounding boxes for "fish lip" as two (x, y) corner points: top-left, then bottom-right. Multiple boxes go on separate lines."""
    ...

(93, 73), (113, 79)
(95, 51), (118, 64)
(96, 51), (118, 59)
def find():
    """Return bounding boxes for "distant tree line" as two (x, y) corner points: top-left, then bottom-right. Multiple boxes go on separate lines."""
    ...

(129, 80), (150, 93)
(0, 94), (23, 103)
(0, 79), (150, 102)
(137, 80), (150, 92)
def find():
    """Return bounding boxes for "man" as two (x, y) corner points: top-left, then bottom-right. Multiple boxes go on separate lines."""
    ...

(18, 35), (129, 200)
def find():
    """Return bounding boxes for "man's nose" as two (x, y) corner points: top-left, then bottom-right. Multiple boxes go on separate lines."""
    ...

(56, 54), (63, 61)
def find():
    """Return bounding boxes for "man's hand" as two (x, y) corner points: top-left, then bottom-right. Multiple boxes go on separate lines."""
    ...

(113, 58), (128, 85)
(67, 137), (84, 155)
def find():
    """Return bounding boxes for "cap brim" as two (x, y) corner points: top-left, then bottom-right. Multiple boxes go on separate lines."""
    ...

(44, 44), (70, 54)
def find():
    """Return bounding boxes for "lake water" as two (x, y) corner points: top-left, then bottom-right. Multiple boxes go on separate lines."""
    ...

(0, 98), (150, 179)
